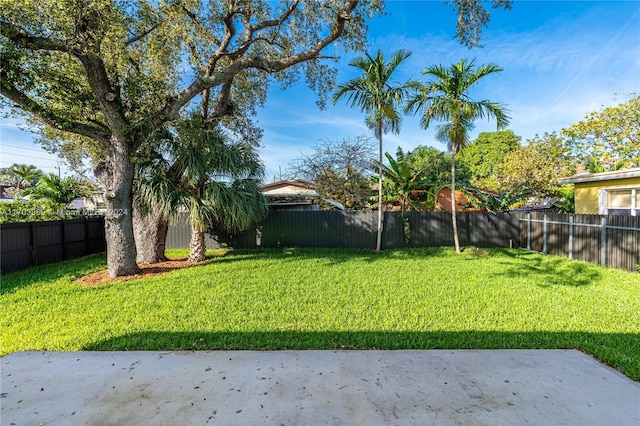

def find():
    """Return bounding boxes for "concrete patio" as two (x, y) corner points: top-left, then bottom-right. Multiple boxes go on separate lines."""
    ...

(2, 349), (639, 425)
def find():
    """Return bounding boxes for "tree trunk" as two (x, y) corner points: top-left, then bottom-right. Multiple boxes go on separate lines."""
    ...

(451, 149), (461, 253)
(133, 206), (169, 264)
(95, 138), (141, 277)
(189, 222), (207, 262)
(376, 126), (384, 252)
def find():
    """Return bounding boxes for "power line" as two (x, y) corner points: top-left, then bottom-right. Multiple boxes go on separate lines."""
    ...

(0, 143), (53, 153)
(0, 161), (59, 171)
(0, 151), (60, 162)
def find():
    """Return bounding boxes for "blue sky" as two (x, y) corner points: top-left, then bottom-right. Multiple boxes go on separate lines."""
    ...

(1, 1), (639, 181)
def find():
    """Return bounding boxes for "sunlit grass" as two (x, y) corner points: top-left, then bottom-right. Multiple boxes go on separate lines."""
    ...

(2, 247), (639, 380)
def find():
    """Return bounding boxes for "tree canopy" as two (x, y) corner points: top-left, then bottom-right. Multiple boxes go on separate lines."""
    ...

(500, 132), (576, 197)
(457, 130), (521, 192)
(562, 93), (639, 167)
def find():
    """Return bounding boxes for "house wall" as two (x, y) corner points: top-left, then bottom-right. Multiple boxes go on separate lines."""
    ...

(575, 177), (640, 214)
(436, 188), (483, 212)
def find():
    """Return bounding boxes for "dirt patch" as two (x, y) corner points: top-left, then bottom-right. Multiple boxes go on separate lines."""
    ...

(75, 258), (206, 286)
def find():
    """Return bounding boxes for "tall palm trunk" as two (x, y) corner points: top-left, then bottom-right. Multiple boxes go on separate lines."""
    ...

(189, 222), (207, 262)
(450, 148), (461, 253)
(376, 125), (383, 252)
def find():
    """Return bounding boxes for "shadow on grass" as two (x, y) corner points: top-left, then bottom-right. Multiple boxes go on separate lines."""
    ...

(0, 253), (107, 295)
(220, 246), (462, 267)
(82, 330), (640, 381)
(489, 250), (603, 287)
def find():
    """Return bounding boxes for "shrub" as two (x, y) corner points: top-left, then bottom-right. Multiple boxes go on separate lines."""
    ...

(0, 199), (87, 224)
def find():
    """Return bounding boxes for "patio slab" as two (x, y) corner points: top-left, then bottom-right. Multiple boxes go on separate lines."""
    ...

(2, 349), (638, 425)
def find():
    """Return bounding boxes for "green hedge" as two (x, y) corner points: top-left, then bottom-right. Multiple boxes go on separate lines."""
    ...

(0, 199), (91, 224)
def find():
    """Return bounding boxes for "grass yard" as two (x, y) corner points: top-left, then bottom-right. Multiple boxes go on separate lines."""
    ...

(2, 247), (639, 380)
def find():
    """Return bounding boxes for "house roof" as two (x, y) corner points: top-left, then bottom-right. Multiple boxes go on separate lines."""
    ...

(260, 179), (345, 210)
(558, 167), (640, 184)
(260, 179), (318, 196)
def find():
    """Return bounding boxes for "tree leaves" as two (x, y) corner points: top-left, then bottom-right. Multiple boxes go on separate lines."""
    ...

(562, 93), (639, 166)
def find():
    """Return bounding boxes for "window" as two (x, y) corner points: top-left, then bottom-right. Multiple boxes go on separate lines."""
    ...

(604, 188), (638, 216)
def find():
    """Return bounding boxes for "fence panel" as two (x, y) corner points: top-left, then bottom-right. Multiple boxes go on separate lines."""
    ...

(0, 222), (33, 272)
(406, 211), (451, 246)
(0, 217), (106, 273)
(165, 218), (222, 251)
(520, 212), (639, 272)
(31, 220), (64, 265)
(86, 217), (107, 254)
(607, 215), (640, 271)
(255, 211), (382, 249)
(468, 212), (520, 248)
(168, 211), (521, 251)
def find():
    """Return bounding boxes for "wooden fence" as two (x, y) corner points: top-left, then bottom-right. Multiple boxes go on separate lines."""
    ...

(520, 212), (640, 272)
(0, 217), (106, 273)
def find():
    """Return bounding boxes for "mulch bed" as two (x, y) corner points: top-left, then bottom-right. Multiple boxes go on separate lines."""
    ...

(74, 258), (205, 286)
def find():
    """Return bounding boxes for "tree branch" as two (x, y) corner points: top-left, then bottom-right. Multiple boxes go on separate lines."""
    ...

(71, 8), (129, 136)
(143, 0), (359, 138)
(251, 1), (300, 33)
(127, 22), (160, 45)
(0, 71), (110, 144)
(210, 80), (234, 120)
(0, 21), (69, 52)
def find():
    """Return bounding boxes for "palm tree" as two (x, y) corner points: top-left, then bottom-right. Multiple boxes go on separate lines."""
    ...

(333, 49), (414, 252)
(406, 59), (510, 253)
(20, 174), (93, 205)
(9, 164), (42, 189)
(137, 116), (267, 262)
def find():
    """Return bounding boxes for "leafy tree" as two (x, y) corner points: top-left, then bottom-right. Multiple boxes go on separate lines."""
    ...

(405, 58), (510, 253)
(19, 174), (94, 205)
(1, 1), (378, 277)
(288, 136), (374, 209)
(500, 132), (576, 197)
(136, 116), (267, 263)
(333, 49), (414, 251)
(562, 93), (639, 166)
(457, 130), (521, 191)
(1, 0), (512, 275)
(8, 164), (42, 189)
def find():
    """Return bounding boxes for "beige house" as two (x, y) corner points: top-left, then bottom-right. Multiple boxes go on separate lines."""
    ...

(261, 180), (344, 211)
(559, 167), (640, 215)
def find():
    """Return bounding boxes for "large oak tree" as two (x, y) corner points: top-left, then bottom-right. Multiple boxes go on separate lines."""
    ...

(1, 0), (511, 276)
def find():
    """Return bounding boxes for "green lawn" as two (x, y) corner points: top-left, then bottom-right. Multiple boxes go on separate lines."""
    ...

(2, 248), (639, 380)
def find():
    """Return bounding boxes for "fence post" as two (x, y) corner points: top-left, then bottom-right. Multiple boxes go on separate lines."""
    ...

(568, 215), (574, 260)
(527, 212), (531, 250)
(61, 220), (68, 260)
(29, 221), (36, 267)
(84, 217), (90, 255)
(600, 216), (607, 266)
(543, 213), (548, 254)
